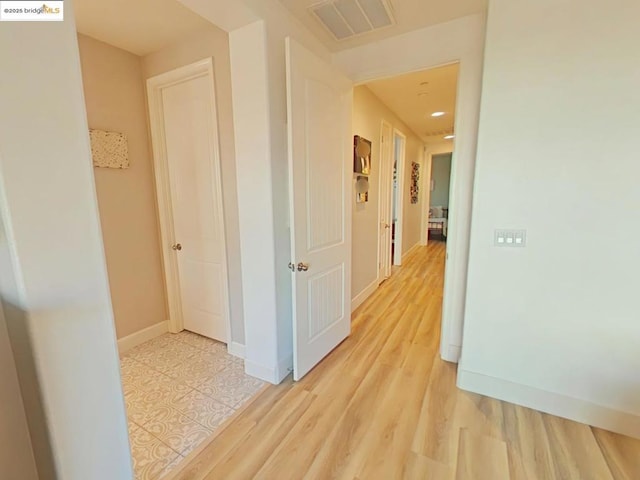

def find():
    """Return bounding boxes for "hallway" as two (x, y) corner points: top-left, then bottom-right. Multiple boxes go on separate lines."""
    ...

(169, 243), (639, 480)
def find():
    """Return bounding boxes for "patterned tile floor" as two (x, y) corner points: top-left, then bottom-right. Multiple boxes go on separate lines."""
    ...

(120, 331), (265, 480)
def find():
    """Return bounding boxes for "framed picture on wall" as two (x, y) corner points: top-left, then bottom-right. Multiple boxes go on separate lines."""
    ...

(353, 135), (372, 175)
(410, 162), (420, 204)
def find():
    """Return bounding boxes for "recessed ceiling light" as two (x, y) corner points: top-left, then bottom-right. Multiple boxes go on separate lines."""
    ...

(432, 112), (446, 117)
(444, 134), (455, 140)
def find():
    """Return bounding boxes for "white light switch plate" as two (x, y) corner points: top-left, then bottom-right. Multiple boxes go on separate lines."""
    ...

(495, 229), (526, 247)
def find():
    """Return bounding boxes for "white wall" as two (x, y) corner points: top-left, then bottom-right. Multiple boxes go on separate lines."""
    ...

(351, 86), (425, 300)
(458, 0), (640, 438)
(0, 307), (37, 480)
(335, 14), (486, 362)
(0, 6), (132, 478)
(229, 21), (280, 381)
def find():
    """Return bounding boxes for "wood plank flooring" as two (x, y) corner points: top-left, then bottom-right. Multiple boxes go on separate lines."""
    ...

(169, 242), (640, 480)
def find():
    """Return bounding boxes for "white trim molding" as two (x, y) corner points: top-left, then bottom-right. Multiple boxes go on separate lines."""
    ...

(334, 14), (487, 365)
(442, 344), (461, 363)
(458, 368), (640, 440)
(392, 129), (407, 266)
(117, 321), (169, 354)
(245, 354), (293, 385)
(227, 342), (246, 359)
(351, 278), (379, 312)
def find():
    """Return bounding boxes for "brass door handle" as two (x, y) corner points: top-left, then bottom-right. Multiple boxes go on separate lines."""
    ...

(172, 243), (182, 251)
(297, 262), (309, 272)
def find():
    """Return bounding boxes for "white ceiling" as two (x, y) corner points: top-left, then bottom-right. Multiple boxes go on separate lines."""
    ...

(74, 0), (487, 57)
(74, 0), (213, 56)
(365, 63), (459, 144)
(74, 0), (461, 145)
(278, 0), (487, 52)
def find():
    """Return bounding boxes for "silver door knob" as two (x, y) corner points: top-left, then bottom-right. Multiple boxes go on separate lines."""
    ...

(297, 262), (309, 272)
(172, 243), (182, 251)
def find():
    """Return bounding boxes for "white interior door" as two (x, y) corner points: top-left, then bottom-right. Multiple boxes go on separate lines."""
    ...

(392, 130), (406, 266)
(286, 38), (352, 381)
(378, 121), (393, 281)
(147, 59), (230, 343)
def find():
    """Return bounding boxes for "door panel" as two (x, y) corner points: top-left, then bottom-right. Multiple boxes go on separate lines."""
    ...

(286, 38), (352, 381)
(305, 79), (345, 252)
(161, 73), (228, 342)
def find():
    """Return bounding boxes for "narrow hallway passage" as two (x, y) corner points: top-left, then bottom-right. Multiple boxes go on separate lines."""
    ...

(169, 243), (639, 480)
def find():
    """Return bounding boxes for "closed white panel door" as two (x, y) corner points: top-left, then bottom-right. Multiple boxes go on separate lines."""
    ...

(378, 121), (393, 281)
(286, 38), (352, 381)
(160, 71), (229, 342)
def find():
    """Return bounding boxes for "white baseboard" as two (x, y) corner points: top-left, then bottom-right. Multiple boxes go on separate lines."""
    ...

(441, 344), (461, 363)
(351, 278), (379, 312)
(276, 354), (293, 383)
(118, 321), (168, 354)
(457, 368), (640, 439)
(244, 354), (292, 385)
(227, 341), (245, 359)
(402, 242), (421, 262)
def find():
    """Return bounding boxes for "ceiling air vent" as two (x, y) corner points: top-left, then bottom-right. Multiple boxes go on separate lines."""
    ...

(310, 0), (395, 41)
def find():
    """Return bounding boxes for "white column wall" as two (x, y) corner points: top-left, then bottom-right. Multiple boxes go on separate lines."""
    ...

(229, 21), (282, 382)
(0, 5), (132, 478)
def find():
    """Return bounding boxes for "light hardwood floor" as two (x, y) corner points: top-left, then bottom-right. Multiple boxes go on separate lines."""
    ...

(169, 242), (640, 480)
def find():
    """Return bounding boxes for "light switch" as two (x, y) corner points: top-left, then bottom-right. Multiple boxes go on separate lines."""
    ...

(494, 229), (526, 247)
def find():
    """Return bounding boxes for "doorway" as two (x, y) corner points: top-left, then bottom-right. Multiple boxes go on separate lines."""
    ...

(147, 59), (231, 343)
(427, 153), (452, 243)
(391, 130), (406, 266)
(378, 120), (393, 282)
(351, 63), (459, 337)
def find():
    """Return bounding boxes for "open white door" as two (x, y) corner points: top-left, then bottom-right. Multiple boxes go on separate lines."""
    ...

(378, 120), (393, 282)
(392, 130), (406, 266)
(286, 38), (352, 381)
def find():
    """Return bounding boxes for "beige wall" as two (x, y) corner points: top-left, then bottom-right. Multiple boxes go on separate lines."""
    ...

(0, 307), (38, 480)
(78, 34), (167, 339)
(352, 86), (425, 298)
(401, 132), (426, 256)
(142, 26), (245, 345)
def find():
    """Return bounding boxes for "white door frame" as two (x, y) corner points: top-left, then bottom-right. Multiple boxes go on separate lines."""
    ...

(377, 119), (393, 282)
(392, 129), (406, 266)
(420, 148), (431, 246)
(421, 148), (454, 246)
(347, 52), (480, 363)
(335, 15), (484, 363)
(146, 57), (232, 340)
